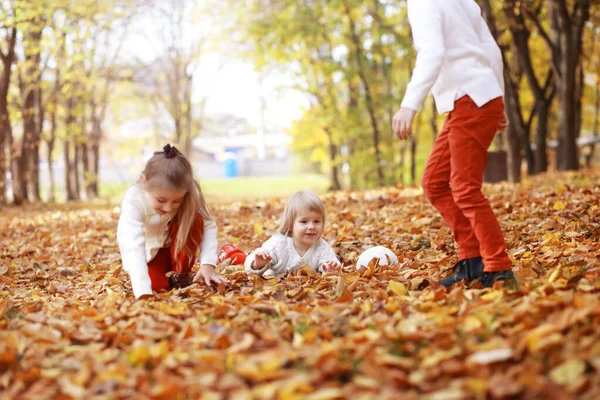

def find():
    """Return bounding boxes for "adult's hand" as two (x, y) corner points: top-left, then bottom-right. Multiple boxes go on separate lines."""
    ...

(393, 107), (417, 140)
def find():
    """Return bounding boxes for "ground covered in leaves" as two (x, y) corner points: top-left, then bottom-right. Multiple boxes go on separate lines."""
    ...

(1, 171), (599, 399)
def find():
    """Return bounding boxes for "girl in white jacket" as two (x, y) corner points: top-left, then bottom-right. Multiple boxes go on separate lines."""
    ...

(245, 190), (340, 278)
(117, 144), (228, 298)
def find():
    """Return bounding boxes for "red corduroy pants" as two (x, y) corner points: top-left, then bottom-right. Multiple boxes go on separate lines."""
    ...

(421, 96), (511, 272)
(147, 213), (204, 291)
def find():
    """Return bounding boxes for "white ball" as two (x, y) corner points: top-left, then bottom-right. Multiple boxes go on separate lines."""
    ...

(356, 246), (398, 270)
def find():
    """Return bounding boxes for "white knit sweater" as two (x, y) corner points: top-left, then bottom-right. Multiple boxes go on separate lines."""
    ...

(401, 0), (504, 114)
(117, 185), (218, 298)
(244, 233), (339, 277)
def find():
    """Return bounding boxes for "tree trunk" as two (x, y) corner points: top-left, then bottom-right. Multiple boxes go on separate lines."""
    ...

(20, 74), (36, 203)
(22, 21), (44, 203)
(0, 27), (17, 204)
(74, 137), (81, 199)
(325, 127), (341, 190)
(64, 95), (78, 201)
(556, 42), (579, 170)
(87, 104), (102, 199)
(32, 78), (43, 202)
(481, 0), (524, 182)
(409, 136), (417, 186)
(47, 137), (56, 203)
(429, 97), (438, 140)
(47, 83), (58, 203)
(184, 74), (193, 156)
(505, 0), (555, 175)
(547, 0), (591, 171)
(343, 0), (384, 186)
(587, 73), (600, 168)
(12, 68), (28, 206)
(90, 140), (100, 197)
(82, 142), (92, 199)
(533, 103), (550, 173)
(64, 139), (75, 201)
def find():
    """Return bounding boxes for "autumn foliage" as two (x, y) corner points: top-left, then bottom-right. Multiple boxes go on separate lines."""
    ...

(1, 171), (599, 399)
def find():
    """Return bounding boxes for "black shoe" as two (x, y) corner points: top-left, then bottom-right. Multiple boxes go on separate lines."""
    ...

(440, 256), (484, 289)
(479, 269), (518, 289)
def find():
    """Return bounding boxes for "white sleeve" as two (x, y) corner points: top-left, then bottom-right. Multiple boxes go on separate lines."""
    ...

(478, 14), (505, 94)
(401, 0), (446, 111)
(316, 241), (340, 273)
(117, 193), (152, 299)
(244, 235), (281, 276)
(199, 218), (218, 266)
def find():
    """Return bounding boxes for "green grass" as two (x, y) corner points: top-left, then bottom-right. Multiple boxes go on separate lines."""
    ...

(96, 174), (331, 205)
(201, 174), (331, 202)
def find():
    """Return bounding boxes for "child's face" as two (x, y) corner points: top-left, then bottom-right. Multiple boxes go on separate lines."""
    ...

(292, 209), (323, 249)
(147, 186), (187, 215)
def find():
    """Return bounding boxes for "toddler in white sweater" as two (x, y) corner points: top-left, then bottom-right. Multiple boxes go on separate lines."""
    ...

(245, 190), (340, 277)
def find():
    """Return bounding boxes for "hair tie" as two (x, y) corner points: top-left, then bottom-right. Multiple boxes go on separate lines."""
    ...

(163, 144), (179, 159)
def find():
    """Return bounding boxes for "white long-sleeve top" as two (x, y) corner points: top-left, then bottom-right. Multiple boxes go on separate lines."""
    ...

(244, 233), (339, 277)
(401, 0), (504, 114)
(116, 184), (218, 298)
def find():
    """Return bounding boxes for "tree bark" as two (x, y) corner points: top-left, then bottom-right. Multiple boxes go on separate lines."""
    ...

(73, 136), (81, 199)
(0, 27), (17, 204)
(31, 82), (42, 202)
(343, 0), (384, 186)
(47, 119), (57, 203)
(545, 0), (591, 171)
(505, 0), (556, 174)
(64, 95), (78, 201)
(409, 136), (417, 186)
(533, 103), (550, 173)
(429, 97), (438, 140)
(325, 128), (341, 190)
(585, 78), (599, 168)
(90, 140), (100, 197)
(481, 0), (525, 182)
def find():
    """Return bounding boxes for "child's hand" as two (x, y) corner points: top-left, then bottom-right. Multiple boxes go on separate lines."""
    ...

(193, 264), (230, 286)
(321, 260), (341, 273)
(253, 250), (272, 269)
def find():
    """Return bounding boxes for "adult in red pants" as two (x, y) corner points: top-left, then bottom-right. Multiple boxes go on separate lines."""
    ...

(393, 0), (516, 289)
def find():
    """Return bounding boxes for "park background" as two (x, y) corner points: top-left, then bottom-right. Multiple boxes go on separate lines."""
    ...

(1, 1), (600, 399)
(0, 0), (599, 205)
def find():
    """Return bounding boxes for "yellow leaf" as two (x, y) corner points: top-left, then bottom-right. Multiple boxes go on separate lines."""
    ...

(254, 223), (264, 235)
(548, 266), (563, 283)
(525, 324), (562, 352)
(389, 280), (407, 296)
(151, 341), (170, 360)
(209, 295), (225, 305)
(361, 300), (372, 313)
(550, 359), (586, 385)
(553, 201), (566, 211)
(481, 291), (504, 302)
(463, 315), (483, 332)
(128, 346), (150, 367)
(306, 388), (345, 400)
(385, 299), (399, 313)
(153, 302), (187, 316)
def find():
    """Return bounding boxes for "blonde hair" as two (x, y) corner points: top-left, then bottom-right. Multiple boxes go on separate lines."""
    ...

(277, 190), (326, 236)
(141, 144), (212, 261)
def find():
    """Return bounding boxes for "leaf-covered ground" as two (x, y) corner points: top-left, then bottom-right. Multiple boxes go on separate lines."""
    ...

(1, 171), (599, 399)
